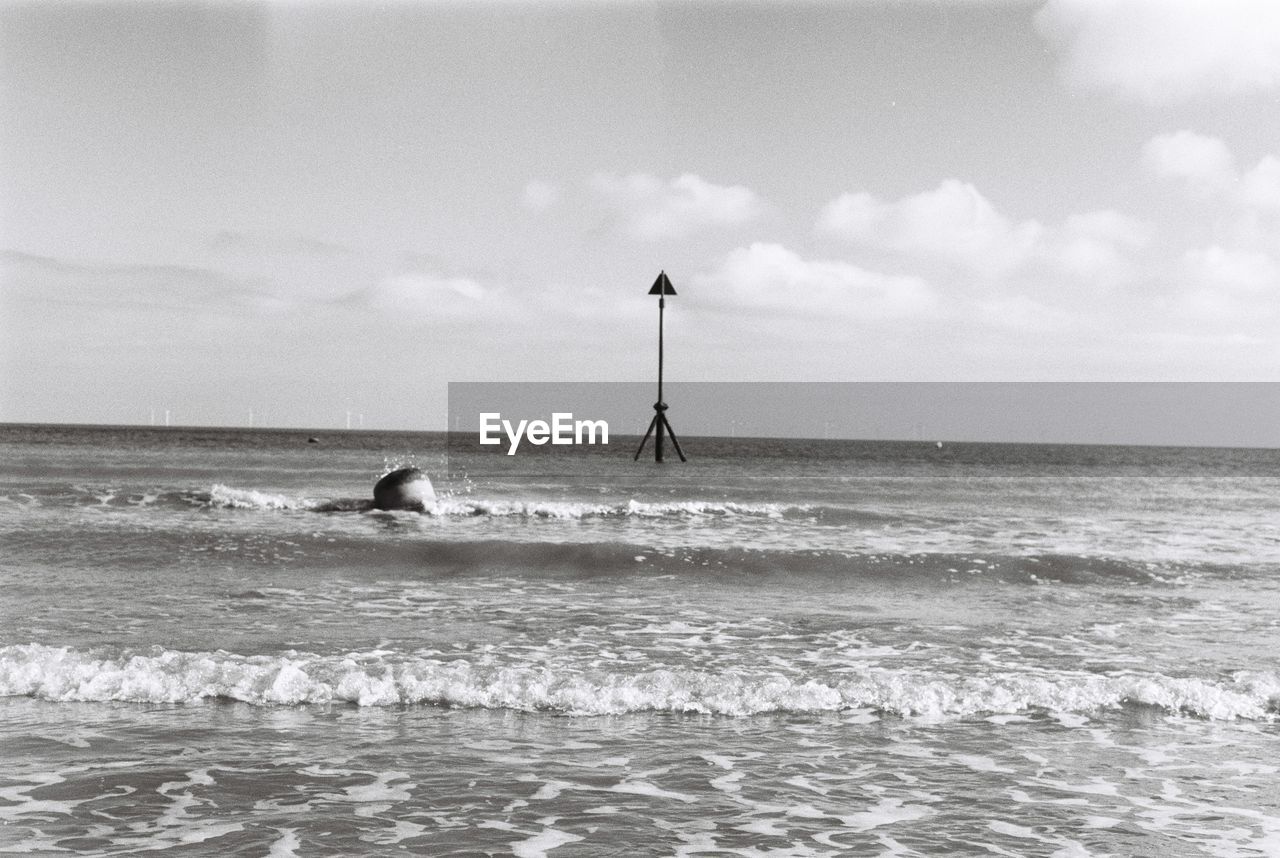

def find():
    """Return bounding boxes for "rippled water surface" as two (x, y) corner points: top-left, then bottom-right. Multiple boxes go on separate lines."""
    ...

(2, 425), (1279, 855)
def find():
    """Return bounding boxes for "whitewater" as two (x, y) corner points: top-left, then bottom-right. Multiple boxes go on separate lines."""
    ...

(2, 424), (1279, 856)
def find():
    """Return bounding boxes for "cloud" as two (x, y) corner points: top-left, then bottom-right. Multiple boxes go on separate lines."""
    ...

(357, 271), (495, 321)
(1141, 131), (1237, 192)
(1062, 210), (1153, 248)
(1144, 132), (1280, 218)
(0, 249), (281, 312)
(1049, 209), (1153, 283)
(1177, 245), (1279, 322)
(818, 179), (1157, 297)
(695, 242), (936, 320)
(1135, 134), (1280, 325)
(1240, 156), (1280, 210)
(208, 230), (352, 257)
(0, 247), (510, 326)
(1037, 0), (1280, 101)
(1184, 245), (1278, 295)
(817, 180), (1043, 276)
(522, 179), (561, 213)
(590, 172), (762, 240)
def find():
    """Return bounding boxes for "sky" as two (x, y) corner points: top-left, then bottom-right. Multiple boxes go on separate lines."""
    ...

(2, 0), (1280, 433)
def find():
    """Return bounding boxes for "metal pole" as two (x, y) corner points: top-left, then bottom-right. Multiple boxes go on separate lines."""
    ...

(656, 295), (665, 462)
(658, 295), (664, 403)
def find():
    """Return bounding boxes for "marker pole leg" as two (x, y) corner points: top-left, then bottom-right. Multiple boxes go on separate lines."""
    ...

(634, 413), (659, 461)
(660, 413), (686, 462)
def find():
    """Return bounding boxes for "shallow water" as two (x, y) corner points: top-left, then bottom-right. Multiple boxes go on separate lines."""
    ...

(2, 425), (1279, 855)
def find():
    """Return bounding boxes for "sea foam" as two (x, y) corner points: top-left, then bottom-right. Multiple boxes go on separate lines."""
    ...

(207, 484), (318, 511)
(2, 644), (1277, 721)
(203, 485), (799, 519)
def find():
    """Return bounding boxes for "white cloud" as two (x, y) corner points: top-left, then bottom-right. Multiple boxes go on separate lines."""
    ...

(1141, 131), (1237, 192)
(1037, 0), (1280, 101)
(1136, 135), (1280, 324)
(363, 272), (492, 320)
(1050, 210), (1153, 283)
(696, 242), (936, 319)
(590, 172), (762, 240)
(522, 180), (561, 212)
(1177, 245), (1279, 322)
(0, 249), (284, 313)
(818, 179), (1157, 295)
(1240, 156), (1280, 210)
(1143, 132), (1280, 219)
(1062, 210), (1153, 248)
(1184, 245), (1278, 295)
(817, 180), (1043, 276)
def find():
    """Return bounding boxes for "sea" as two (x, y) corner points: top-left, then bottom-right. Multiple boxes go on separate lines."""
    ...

(2, 423), (1279, 857)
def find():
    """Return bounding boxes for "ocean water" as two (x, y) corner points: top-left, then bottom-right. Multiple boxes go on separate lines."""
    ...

(2, 424), (1280, 857)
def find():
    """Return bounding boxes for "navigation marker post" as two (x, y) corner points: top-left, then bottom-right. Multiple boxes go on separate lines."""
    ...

(634, 271), (687, 463)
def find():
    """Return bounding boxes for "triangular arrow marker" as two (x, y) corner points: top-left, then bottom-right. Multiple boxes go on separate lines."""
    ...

(648, 271), (676, 295)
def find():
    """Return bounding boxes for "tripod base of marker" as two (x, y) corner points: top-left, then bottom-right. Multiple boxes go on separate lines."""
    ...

(634, 402), (686, 463)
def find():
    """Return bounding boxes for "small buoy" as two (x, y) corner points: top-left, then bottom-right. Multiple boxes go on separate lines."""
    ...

(935, 441), (943, 449)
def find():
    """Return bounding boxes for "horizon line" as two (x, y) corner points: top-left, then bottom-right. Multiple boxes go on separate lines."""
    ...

(2, 420), (1278, 452)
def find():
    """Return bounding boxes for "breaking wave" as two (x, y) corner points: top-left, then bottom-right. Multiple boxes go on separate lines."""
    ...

(3, 644), (1277, 721)
(206, 485), (318, 511)
(203, 485), (803, 519)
